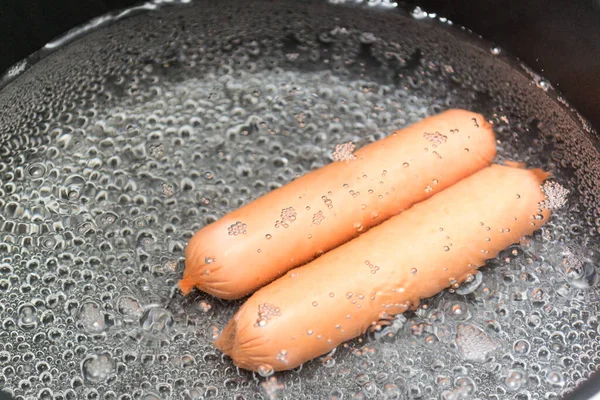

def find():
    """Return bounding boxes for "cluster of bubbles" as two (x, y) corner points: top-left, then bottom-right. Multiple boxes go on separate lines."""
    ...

(0, 0), (599, 399)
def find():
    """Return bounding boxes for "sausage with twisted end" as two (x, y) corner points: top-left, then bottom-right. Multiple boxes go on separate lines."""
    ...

(215, 163), (551, 372)
(180, 109), (496, 299)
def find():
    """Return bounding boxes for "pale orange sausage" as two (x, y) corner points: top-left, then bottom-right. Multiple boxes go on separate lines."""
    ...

(180, 110), (496, 299)
(214, 164), (551, 372)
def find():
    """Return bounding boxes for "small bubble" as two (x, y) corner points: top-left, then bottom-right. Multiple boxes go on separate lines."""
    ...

(312, 211), (325, 225)
(321, 196), (334, 209)
(425, 334), (439, 345)
(411, 6), (428, 19)
(307, 330), (314, 336)
(540, 181), (569, 210)
(411, 268), (417, 275)
(443, 246), (450, 252)
(260, 376), (284, 397)
(276, 350), (288, 364)
(265, 234), (272, 240)
(140, 307), (174, 335)
(423, 132), (447, 145)
(536, 79), (551, 91)
(256, 303), (280, 327)
(27, 163), (46, 178)
(116, 296), (142, 320)
(275, 207), (297, 228)
(228, 221), (248, 236)
(199, 301), (212, 313)
(17, 304), (38, 330)
(332, 142), (356, 162)
(312, 301), (318, 307)
(77, 301), (108, 333)
(82, 353), (115, 383)
(456, 324), (499, 362)
(546, 370), (564, 386)
(257, 364), (275, 378)
(513, 340), (530, 354)
(402, 162), (409, 167)
(161, 182), (174, 196)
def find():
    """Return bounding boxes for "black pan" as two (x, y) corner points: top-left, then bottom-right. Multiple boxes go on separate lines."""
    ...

(1, 1), (599, 399)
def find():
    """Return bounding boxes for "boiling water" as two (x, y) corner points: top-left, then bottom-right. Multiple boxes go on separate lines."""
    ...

(1, 1), (600, 399)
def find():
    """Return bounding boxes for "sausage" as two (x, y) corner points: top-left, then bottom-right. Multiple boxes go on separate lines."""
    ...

(214, 163), (551, 372)
(180, 109), (497, 299)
